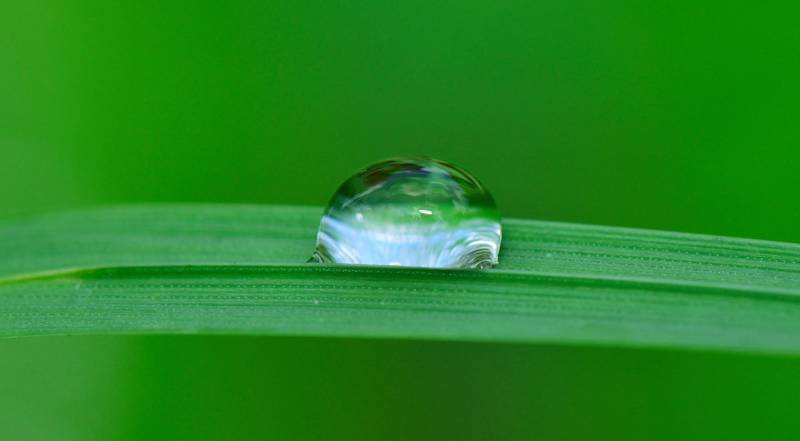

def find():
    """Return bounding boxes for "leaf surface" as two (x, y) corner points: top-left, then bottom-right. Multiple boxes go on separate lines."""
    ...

(2, 204), (799, 354)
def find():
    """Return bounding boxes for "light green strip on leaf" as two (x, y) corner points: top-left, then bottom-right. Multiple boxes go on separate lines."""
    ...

(1, 204), (800, 354)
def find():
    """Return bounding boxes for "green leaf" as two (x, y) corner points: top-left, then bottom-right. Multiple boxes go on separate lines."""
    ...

(2, 204), (800, 354)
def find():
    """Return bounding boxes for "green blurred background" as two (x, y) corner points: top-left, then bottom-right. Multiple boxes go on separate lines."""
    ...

(1, 1), (799, 439)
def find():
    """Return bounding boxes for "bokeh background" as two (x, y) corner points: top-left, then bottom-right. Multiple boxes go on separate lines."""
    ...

(1, 1), (799, 439)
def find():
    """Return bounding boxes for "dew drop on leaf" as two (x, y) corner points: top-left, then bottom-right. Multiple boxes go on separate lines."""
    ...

(310, 157), (502, 269)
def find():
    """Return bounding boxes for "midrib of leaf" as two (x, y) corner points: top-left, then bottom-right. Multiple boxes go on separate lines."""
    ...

(2, 204), (800, 354)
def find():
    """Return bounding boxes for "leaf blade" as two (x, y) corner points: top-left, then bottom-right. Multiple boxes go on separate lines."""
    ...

(2, 204), (800, 354)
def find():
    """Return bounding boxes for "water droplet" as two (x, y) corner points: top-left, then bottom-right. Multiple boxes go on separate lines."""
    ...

(310, 157), (502, 269)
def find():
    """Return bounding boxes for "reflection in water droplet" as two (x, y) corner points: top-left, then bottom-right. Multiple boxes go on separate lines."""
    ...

(310, 157), (502, 269)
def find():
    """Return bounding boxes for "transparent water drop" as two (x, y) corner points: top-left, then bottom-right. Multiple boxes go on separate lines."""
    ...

(310, 157), (502, 269)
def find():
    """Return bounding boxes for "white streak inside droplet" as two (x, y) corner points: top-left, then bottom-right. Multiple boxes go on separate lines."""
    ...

(315, 214), (501, 269)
